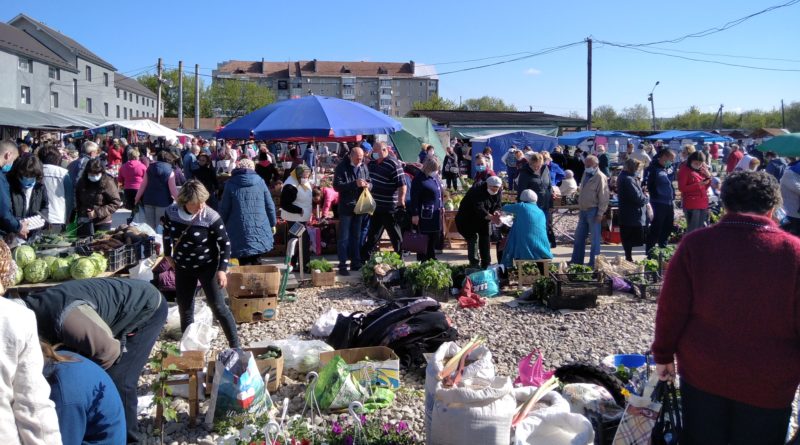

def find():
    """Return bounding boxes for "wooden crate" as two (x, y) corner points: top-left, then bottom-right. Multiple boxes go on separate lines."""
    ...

(626, 272), (663, 300)
(547, 271), (612, 310)
(311, 270), (336, 287)
(514, 259), (551, 288)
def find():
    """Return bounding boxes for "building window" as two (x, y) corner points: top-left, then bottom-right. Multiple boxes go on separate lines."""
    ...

(86, 65), (92, 81)
(86, 98), (93, 113)
(73, 79), (78, 107)
(123, 91), (127, 101)
(124, 108), (127, 119)
(18, 57), (32, 73)
(116, 105), (120, 118)
(116, 88), (120, 98)
(20, 86), (30, 104)
(50, 92), (58, 108)
(104, 102), (108, 116)
(136, 109), (139, 117)
(48, 66), (60, 80)
(103, 72), (109, 87)
(136, 95), (139, 104)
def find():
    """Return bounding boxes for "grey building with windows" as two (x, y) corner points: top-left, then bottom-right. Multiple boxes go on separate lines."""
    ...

(0, 14), (156, 129)
(212, 59), (439, 117)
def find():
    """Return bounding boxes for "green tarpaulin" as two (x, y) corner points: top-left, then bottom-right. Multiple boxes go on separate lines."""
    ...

(390, 117), (446, 162)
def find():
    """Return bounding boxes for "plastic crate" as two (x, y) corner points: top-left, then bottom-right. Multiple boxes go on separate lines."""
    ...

(626, 272), (663, 300)
(75, 239), (127, 272)
(546, 271), (612, 310)
(125, 236), (156, 266)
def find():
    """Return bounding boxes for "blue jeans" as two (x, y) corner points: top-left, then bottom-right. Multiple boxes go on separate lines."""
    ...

(571, 207), (601, 266)
(338, 212), (364, 269)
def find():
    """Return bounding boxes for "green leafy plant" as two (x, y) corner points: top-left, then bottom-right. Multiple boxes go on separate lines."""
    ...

(647, 245), (676, 264)
(362, 251), (405, 284)
(308, 258), (333, 273)
(149, 342), (180, 439)
(408, 260), (452, 292)
(531, 276), (554, 300)
(638, 259), (660, 273)
(519, 261), (541, 277)
(566, 264), (594, 281)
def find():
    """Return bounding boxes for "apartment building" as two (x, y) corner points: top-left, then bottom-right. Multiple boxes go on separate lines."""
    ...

(212, 58), (439, 117)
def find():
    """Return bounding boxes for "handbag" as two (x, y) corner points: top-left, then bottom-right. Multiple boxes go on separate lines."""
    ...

(402, 230), (429, 255)
(651, 381), (681, 445)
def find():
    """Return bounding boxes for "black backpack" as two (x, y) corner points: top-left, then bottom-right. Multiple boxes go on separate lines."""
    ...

(327, 297), (458, 369)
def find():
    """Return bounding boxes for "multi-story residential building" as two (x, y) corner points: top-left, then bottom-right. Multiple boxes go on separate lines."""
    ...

(212, 59), (439, 117)
(0, 14), (157, 132)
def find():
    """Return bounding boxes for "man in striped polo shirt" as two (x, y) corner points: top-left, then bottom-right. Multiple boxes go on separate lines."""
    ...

(360, 141), (406, 260)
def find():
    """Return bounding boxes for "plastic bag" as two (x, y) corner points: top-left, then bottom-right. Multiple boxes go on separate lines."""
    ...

(130, 258), (156, 282)
(354, 188), (376, 215)
(515, 350), (555, 387)
(205, 349), (272, 425)
(179, 322), (219, 352)
(311, 309), (351, 338)
(464, 269), (500, 298)
(310, 355), (369, 411)
(512, 389), (595, 445)
(253, 337), (334, 373)
(163, 301), (213, 340)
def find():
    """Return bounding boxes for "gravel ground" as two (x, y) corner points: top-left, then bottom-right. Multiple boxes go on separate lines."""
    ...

(136, 278), (798, 444)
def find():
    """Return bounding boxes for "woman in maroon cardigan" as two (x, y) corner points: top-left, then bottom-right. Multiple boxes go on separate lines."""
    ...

(652, 170), (800, 445)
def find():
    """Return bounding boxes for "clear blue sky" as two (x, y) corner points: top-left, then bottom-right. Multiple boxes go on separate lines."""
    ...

(8, 0), (799, 117)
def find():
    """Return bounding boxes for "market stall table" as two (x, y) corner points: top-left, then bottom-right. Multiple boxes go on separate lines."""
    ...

(8, 271), (116, 295)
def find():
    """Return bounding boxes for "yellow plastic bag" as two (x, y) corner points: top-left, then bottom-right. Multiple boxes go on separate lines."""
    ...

(354, 188), (376, 215)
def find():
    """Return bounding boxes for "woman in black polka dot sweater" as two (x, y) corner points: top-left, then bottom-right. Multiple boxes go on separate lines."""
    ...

(163, 180), (239, 348)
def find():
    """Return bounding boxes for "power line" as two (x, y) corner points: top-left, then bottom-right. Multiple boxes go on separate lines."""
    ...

(596, 41), (800, 72)
(641, 46), (800, 63)
(611, 0), (800, 48)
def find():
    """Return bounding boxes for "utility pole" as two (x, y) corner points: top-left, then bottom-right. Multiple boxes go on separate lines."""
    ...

(648, 81), (660, 130)
(782, 99), (786, 129)
(178, 60), (184, 130)
(194, 64), (200, 130)
(156, 58), (162, 124)
(711, 104), (724, 130)
(586, 38), (592, 130)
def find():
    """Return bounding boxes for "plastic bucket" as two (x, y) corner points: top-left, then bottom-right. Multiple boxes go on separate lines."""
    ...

(602, 354), (647, 370)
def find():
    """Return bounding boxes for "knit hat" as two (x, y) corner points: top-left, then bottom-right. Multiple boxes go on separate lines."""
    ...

(520, 189), (538, 203)
(487, 176), (502, 188)
(237, 158), (255, 170)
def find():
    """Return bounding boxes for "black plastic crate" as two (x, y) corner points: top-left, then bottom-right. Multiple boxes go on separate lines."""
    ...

(75, 239), (127, 272)
(626, 272), (663, 300)
(546, 271), (612, 310)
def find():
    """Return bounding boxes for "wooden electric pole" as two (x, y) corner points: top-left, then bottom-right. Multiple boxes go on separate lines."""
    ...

(178, 61), (184, 130)
(156, 58), (162, 124)
(195, 64), (200, 130)
(586, 38), (592, 130)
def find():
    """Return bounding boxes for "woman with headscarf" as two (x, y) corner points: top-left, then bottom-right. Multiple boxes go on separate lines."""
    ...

(409, 155), (444, 261)
(500, 189), (552, 268)
(255, 144), (279, 186)
(280, 165), (313, 272)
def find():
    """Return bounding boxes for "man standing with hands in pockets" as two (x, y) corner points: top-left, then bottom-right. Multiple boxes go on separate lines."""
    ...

(570, 155), (609, 267)
(333, 147), (371, 276)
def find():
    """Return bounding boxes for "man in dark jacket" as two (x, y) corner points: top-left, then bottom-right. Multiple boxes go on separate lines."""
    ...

(645, 149), (676, 253)
(18, 278), (167, 444)
(455, 175), (503, 269)
(333, 147), (371, 275)
(0, 140), (26, 238)
(764, 151), (787, 181)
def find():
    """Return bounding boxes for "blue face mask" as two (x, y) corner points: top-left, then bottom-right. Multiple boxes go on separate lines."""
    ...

(19, 177), (36, 189)
(476, 165), (486, 172)
(664, 161), (673, 169)
(1, 164), (11, 173)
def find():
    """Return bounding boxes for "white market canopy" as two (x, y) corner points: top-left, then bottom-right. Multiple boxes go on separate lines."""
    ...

(89, 119), (192, 142)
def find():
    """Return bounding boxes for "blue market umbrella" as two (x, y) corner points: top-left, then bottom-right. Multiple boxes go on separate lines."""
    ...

(217, 95), (402, 139)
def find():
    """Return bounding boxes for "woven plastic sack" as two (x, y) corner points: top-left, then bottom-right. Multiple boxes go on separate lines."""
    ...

(354, 188), (376, 215)
(512, 389), (595, 445)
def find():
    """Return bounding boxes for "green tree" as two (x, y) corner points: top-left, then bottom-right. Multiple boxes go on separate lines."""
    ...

(412, 94), (457, 111)
(137, 69), (212, 118)
(591, 105), (621, 129)
(620, 104), (652, 130)
(458, 96), (517, 111)
(210, 79), (275, 123)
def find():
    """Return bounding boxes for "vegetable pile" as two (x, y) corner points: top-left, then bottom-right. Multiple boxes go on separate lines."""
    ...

(11, 246), (107, 285)
(362, 251), (405, 284)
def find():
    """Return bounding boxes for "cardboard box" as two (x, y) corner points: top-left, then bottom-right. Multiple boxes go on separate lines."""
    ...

(227, 265), (280, 297)
(230, 295), (278, 323)
(319, 346), (400, 389)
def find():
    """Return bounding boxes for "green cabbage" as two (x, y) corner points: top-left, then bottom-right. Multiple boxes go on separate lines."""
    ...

(50, 258), (72, 281)
(14, 264), (23, 285)
(41, 256), (57, 269)
(89, 253), (107, 274)
(24, 259), (49, 283)
(13, 245), (36, 268)
(70, 258), (97, 280)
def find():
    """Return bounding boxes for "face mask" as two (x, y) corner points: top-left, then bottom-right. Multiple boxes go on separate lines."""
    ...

(372, 152), (381, 160)
(19, 177), (36, 189)
(664, 161), (673, 169)
(476, 165), (486, 172)
(300, 178), (311, 186)
(584, 167), (597, 175)
(1, 164), (11, 173)
(487, 188), (500, 196)
(178, 206), (197, 221)
(88, 174), (102, 182)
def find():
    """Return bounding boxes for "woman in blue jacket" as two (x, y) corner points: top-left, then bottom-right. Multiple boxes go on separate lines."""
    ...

(409, 156), (444, 261)
(500, 189), (552, 268)
(219, 158), (277, 265)
(42, 343), (126, 445)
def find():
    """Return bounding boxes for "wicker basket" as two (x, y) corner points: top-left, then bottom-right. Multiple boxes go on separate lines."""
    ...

(547, 271), (612, 310)
(626, 272), (663, 300)
(311, 270), (336, 287)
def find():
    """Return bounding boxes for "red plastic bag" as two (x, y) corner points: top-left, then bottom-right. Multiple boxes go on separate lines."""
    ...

(514, 350), (555, 387)
(458, 278), (486, 309)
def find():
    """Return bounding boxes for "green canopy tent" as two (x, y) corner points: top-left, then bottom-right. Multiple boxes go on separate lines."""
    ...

(390, 117), (446, 162)
(756, 133), (800, 157)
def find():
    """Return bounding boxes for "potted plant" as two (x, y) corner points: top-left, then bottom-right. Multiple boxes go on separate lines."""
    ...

(405, 260), (453, 302)
(309, 258), (335, 287)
